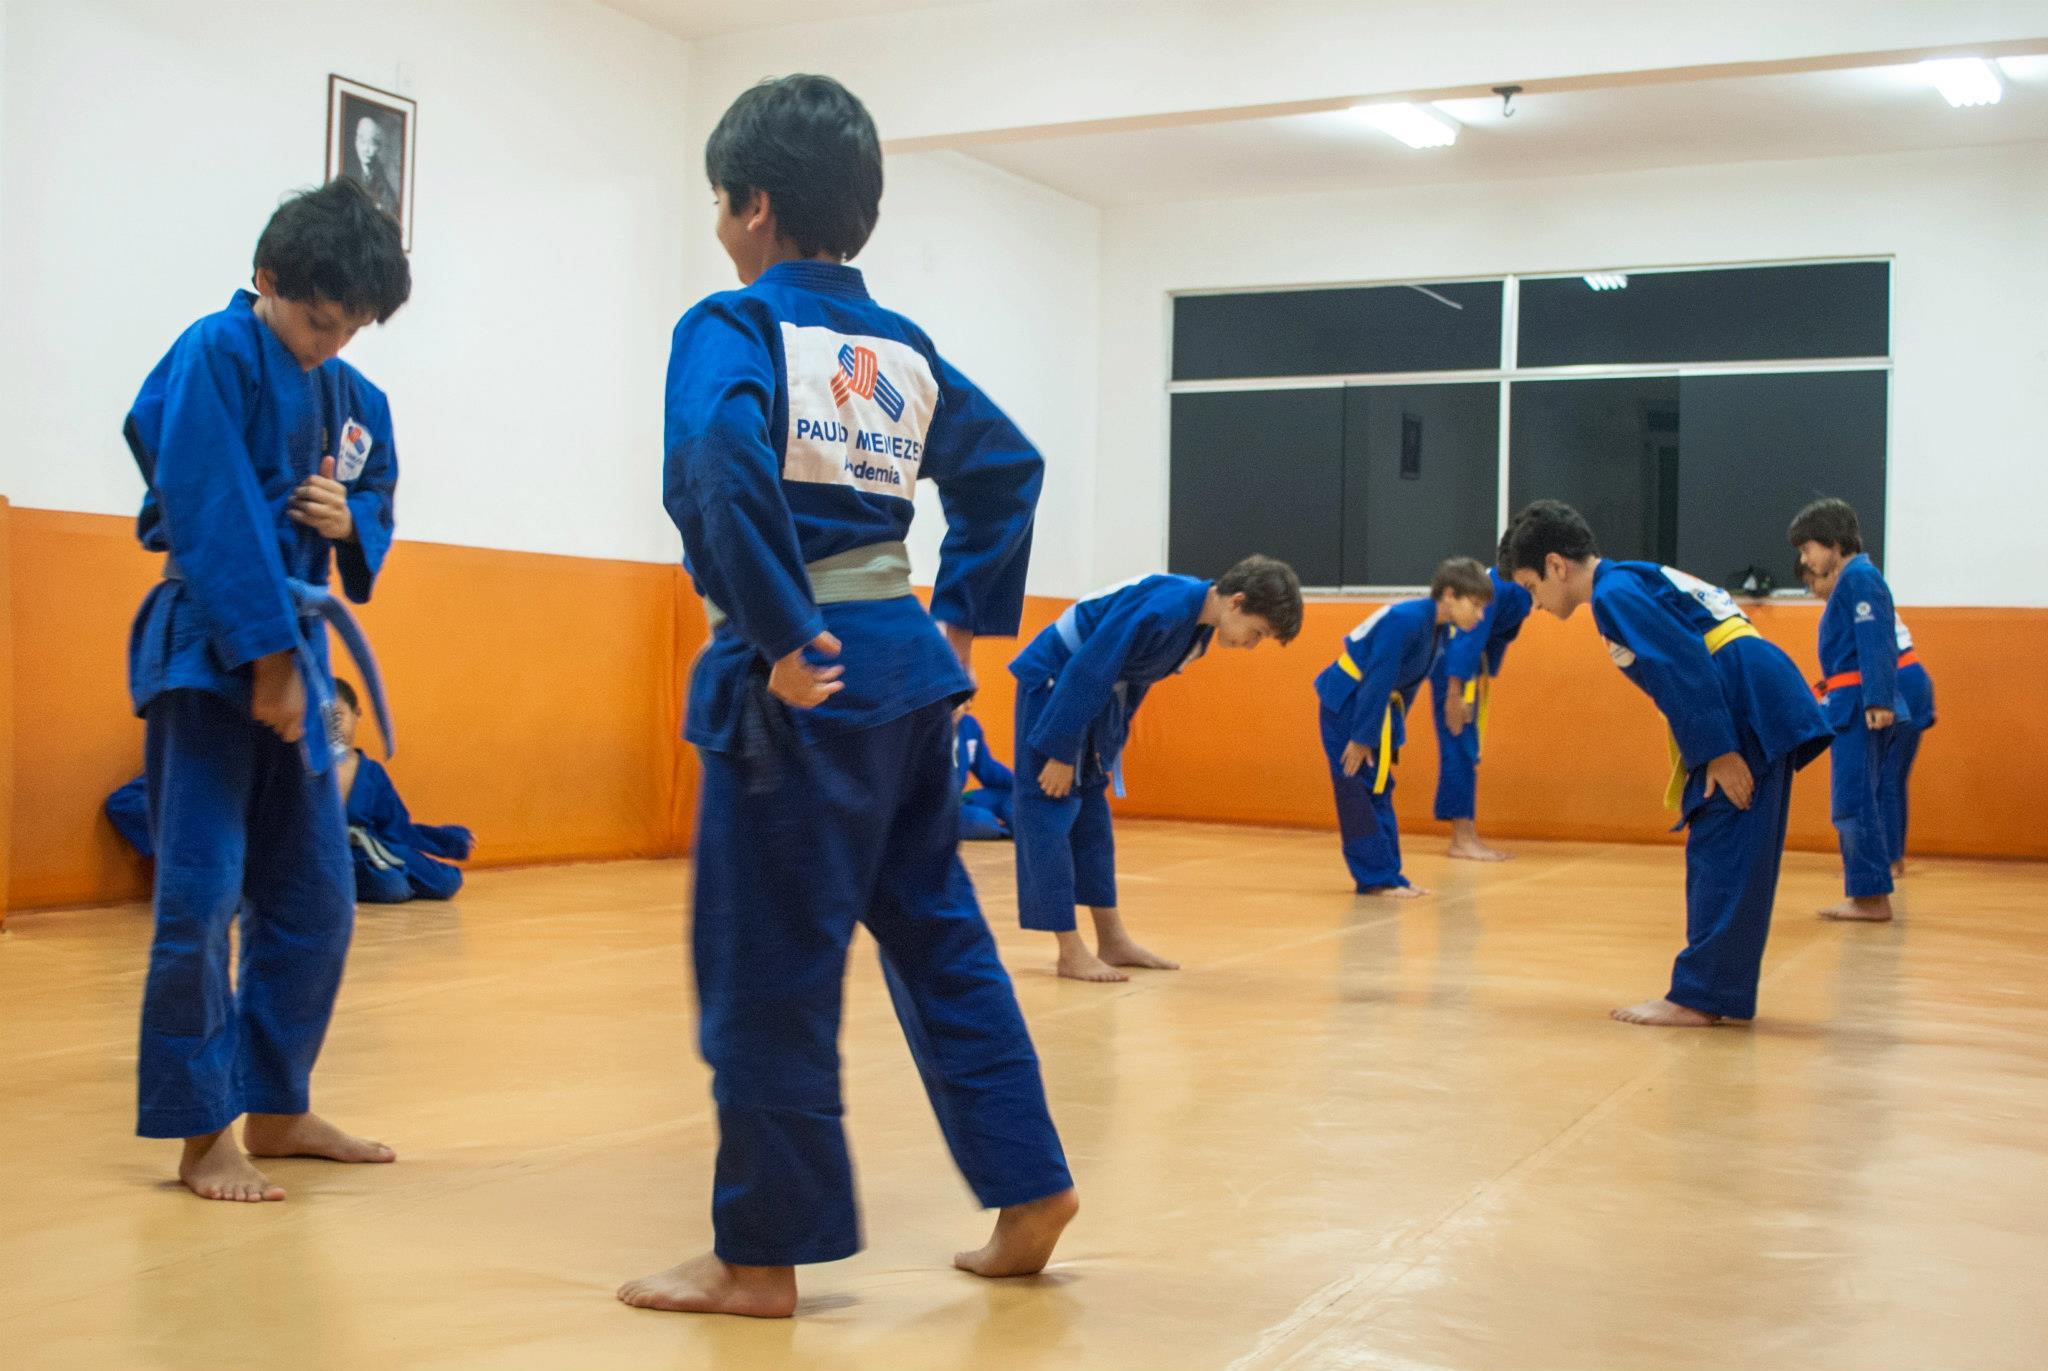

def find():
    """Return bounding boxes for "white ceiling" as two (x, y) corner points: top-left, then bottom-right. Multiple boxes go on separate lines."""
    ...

(597, 0), (986, 41)
(958, 58), (2048, 206)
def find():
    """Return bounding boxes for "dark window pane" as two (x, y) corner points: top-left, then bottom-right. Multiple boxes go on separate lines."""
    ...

(1508, 378), (1682, 564)
(1342, 384), (1500, 585)
(1169, 389), (1343, 586)
(1518, 263), (1889, 367)
(1173, 281), (1503, 380)
(1675, 370), (1887, 586)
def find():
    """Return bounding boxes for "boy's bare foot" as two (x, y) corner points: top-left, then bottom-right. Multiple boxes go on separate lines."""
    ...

(244, 1112), (396, 1163)
(617, 1253), (797, 1317)
(955, 1187), (1079, 1278)
(1055, 931), (1128, 982)
(1446, 821), (1511, 862)
(1360, 884), (1426, 899)
(1818, 896), (1893, 923)
(1611, 997), (1722, 1027)
(179, 1128), (286, 1202)
(1890, 859), (1908, 878)
(1097, 936), (1179, 971)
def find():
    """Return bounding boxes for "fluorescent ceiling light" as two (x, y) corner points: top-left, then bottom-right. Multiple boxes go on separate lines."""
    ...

(1921, 58), (2003, 107)
(1583, 273), (1629, 292)
(1352, 103), (1459, 149)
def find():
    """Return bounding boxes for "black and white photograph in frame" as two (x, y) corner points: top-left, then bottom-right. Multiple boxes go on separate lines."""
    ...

(326, 75), (415, 250)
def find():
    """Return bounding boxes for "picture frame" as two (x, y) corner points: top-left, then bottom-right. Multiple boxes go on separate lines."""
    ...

(326, 75), (416, 251)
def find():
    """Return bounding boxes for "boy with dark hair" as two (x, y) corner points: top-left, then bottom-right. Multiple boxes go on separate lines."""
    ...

(1318, 557), (1491, 898)
(1502, 500), (1829, 1026)
(1429, 534), (1533, 862)
(1789, 497), (1930, 915)
(953, 706), (1015, 841)
(124, 176), (409, 1201)
(1009, 554), (1303, 981)
(621, 74), (1074, 1319)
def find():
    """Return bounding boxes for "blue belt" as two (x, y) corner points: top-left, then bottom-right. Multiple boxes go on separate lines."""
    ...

(1050, 605), (1127, 798)
(163, 560), (395, 775)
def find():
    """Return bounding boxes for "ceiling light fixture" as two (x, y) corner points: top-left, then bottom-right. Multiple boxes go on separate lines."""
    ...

(1921, 57), (2003, 108)
(1352, 103), (1459, 149)
(1583, 273), (1629, 292)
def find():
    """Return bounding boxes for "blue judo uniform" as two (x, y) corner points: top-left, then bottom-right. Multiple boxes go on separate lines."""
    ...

(666, 260), (1070, 1266)
(1315, 599), (1444, 891)
(123, 289), (397, 1139)
(1430, 567), (1532, 822)
(1591, 562), (1830, 1020)
(953, 714), (1015, 841)
(1884, 615), (1936, 867)
(1816, 555), (1919, 897)
(1009, 575), (1213, 931)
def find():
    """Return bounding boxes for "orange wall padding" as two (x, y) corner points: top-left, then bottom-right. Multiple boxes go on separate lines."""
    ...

(1114, 597), (2048, 861)
(0, 497), (14, 928)
(5, 508), (707, 911)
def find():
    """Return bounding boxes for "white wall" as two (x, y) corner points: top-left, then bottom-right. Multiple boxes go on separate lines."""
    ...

(1094, 142), (2048, 607)
(0, 0), (693, 563)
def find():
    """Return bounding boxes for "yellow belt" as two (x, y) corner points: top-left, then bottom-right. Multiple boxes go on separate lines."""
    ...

(1333, 653), (1402, 794)
(1461, 667), (1492, 754)
(1663, 618), (1760, 809)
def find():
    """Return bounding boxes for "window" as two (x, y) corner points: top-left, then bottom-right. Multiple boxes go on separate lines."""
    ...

(1169, 260), (1888, 590)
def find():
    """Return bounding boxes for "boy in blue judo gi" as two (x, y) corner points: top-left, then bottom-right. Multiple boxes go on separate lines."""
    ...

(1790, 498), (1932, 919)
(619, 75), (1075, 1319)
(1008, 557), (1304, 982)
(954, 706), (1015, 841)
(123, 178), (410, 1200)
(1429, 537), (1532, 862)
(1318, 558), (1492, 899)
(1503, 501), (1830, 1027)
(107, 679), (473, 903)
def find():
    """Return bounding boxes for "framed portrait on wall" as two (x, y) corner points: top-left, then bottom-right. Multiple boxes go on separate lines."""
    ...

(326, 75), (416, 250)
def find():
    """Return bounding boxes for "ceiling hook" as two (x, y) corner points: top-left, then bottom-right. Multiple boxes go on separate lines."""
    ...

(1492, 84), (1523, 118)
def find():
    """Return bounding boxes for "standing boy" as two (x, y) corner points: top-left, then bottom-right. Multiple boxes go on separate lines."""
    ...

(1503, 501), (1830, 1026)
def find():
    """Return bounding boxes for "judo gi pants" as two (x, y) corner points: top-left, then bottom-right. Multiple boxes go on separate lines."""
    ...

(351, 842), (463, 903)
(1879, 722), (1923, 868)
(959, 787), (1012, 842)
(1668, 756), (1795, 1021)
(1011, 690), (1117, 932)
(1830, 723), (1896, 899)
(1321, 707), (1408, 892)
(138, 689), (355, 1139)
(694, 698), (1071, 1266)
(1430, 675), (1480, 823)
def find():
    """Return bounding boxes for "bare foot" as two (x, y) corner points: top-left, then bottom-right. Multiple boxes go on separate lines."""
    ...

(243, 1112), (396, 1163)
(1446, 840), (1511, 862)
(1055, 931), (1128, 982)
(955, 1188), (1079, 1278)
(1890, 859), (1908, 878)
(1818, 896), (1893, 923)
(1360, 884), (1426, 899)
(1097, 937), (1179, 971)
(1611, 997), (1723, 1027)
(178, 1129), (286, 1203)
(617, 1253), (797, 1317)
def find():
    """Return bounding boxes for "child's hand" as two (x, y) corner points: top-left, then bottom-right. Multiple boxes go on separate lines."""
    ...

(1865, 706), (1895, 730)
(768, 631), (844, 708)
(1341, 741), (1373, 777)
(251, 651), (306, 743)
(1702, 751), (1754, 809)
(1444, 689), (1472, 735)
(1037, 759), (1076, 798)
(937, 620), (975, 675)
(289, 457), (355, 541)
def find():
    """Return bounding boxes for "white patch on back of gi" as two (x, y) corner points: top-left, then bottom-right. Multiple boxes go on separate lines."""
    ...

(781, 323), (938, 500)
(1659, 565), (1745, 623)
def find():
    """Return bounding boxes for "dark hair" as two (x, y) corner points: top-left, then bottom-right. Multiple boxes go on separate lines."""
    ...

(1431, 556), (1494, 602)
(1215, 554), (1304, 644)
(706, 74), (883, 261)
(253, 179), (410, 323)
(1499, 500), (1599, 576)
(1786, 498), (1863, 556)
(332, 678), (360, 711)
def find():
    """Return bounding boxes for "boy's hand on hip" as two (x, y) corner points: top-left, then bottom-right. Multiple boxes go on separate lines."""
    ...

(289, 457), (355, 541)
(768, 632), (844, 708)
(937, 620), (976, 686)
(1037, 759), (1076, 798)
(1865, 706), (1895, 730)
(1341, 741), (1373, 777)
(1703, 751), (1754, 809)
(251, 651), (306, 743)
(1444, 689), (1471, 735)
